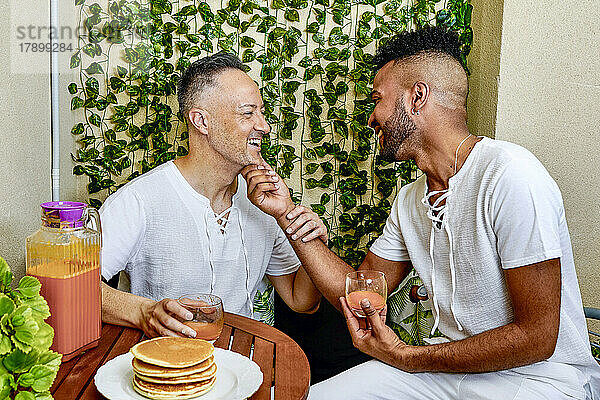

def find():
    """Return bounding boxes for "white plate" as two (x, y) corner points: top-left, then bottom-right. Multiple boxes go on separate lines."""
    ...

(94, 348), (263, 400)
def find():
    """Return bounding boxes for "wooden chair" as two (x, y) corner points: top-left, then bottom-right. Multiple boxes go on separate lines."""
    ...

(584, 307), (600, 363)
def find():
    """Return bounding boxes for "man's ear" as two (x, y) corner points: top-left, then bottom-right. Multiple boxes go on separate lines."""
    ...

(410, 81), (430, 115)
(188, 108), (209, 135)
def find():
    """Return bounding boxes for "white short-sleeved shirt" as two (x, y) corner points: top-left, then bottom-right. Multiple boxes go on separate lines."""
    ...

(370, 137), (600, 395)
(100, 161), (301, 320)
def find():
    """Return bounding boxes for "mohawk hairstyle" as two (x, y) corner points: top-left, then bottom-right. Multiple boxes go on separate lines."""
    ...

(177, 52), (245, 118)
(373, 26), (465, 72)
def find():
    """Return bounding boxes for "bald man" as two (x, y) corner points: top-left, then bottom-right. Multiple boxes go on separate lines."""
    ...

(100, 53), (325, 339)
(242, 27), (600, 399)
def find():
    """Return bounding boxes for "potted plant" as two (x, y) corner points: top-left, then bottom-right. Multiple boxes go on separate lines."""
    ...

(0, 257), (61, 400)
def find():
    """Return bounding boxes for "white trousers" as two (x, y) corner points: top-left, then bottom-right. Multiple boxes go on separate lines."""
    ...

(308, 360), (589, 400)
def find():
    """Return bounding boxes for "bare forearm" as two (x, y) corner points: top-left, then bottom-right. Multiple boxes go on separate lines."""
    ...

(277, 206), (352, 311)
(393, 322), (555, 373)
(101, 282), (151, 329)
(289, 267), (321, 313)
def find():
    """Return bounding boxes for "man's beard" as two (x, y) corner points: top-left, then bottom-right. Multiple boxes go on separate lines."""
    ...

(379, 96), (417, 162)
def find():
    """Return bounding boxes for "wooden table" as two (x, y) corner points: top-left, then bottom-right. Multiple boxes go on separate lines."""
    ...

(51, 312), (310, 400)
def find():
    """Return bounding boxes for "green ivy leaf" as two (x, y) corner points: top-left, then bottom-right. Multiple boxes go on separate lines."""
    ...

(228, 0), (242, 11)
(335, 81), (349, 95)
(88, 113), (102, 127)
(333, 120), (348, 138)
(110, 77), (126, 92)
(226, 13), (240, 28)
(328, 27), (349, 45)
(306, 22), (319, 34)
(282, 81), (301, 94)
(85, 62), (104, 75)
(332, 9), (345, 25)
(238, 48), (254, 63)
(116, 65), (127, 78)
(340, 192), (357, 211)
(71, 122), (84, 136)
(70, 97), (84, 110)
(67, 83), (78, 95)
(73, 165), (85, 175)
(200, 39), (213, 53)
(240, 36), (256, 48)
(69, 52), (80, 68)
(312, 32), (325, 45)
(305, 163), (319, 174)
(320, 161), (333, 173)
(179, 5), (197, 15)
(85, 77), (99, 95)
(151, 0), (172, 15)
(310, 204), (326, 215)
(304, 148), (316, 159)
(124, 48), (138, 63)
(284, 9), (299, 22)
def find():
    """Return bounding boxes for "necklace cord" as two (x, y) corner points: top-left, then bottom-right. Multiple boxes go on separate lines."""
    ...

(453, 134), (473, 175)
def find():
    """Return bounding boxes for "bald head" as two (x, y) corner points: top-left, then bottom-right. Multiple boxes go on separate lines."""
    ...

(373, 27), (468, 110)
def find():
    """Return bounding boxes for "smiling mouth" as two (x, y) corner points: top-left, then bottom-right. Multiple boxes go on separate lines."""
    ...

(247, 137), (262, 148)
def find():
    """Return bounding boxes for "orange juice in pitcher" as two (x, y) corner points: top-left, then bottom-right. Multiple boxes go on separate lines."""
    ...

(26, 201), (102, 361)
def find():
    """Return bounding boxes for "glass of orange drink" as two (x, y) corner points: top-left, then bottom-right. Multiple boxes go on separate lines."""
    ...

(178, 294), (224, 342)
(345, 271), (387, 318)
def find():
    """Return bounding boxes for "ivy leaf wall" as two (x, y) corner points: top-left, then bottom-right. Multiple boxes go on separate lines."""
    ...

(69, 0), (472, 344)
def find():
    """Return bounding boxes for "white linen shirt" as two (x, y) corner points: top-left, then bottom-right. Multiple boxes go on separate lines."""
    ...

(100, 161), (301, 320)
(370, 137), (600, 396)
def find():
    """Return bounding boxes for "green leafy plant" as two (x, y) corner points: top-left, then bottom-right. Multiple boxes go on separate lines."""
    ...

(68, 0), (472, 344)
(592, 340), (600, 362)
(0, 258), (61, 400)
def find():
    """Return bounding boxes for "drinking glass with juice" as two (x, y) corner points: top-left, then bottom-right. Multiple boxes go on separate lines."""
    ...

(177, 294), (224, 342)
(345, 271), (387, 318)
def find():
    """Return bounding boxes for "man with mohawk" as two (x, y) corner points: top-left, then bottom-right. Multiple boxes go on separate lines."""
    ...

(243, 27), (600, 399)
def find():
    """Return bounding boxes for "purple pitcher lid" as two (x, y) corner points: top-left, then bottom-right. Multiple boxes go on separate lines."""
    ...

(41, 201), (87, 228)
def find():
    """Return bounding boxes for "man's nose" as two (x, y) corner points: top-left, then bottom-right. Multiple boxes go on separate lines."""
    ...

(256, 113), (271, 135)
(367, 113), (377, 130)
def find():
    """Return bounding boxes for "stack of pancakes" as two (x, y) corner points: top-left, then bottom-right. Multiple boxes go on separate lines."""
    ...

(130, 337), (217, 399)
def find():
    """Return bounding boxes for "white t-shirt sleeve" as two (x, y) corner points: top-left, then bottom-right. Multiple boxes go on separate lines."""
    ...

(265, 226), (301, 276)
(100, 187), (146, 281)
(369, 194), (411, 262)
(491, 160), (563, 269)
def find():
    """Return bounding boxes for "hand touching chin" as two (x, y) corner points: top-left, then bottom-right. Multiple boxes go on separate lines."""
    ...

(241, 164), (294, 218)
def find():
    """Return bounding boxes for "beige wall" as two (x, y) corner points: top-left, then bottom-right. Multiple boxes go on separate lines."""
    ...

(0, 1), (52, 279)
(495, 0), (600, 307)
(0, 0), (84, 280)
(467, 0), (504, 138)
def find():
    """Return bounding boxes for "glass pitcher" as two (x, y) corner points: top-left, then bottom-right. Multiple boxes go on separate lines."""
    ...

(26, 201), (102, 361)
